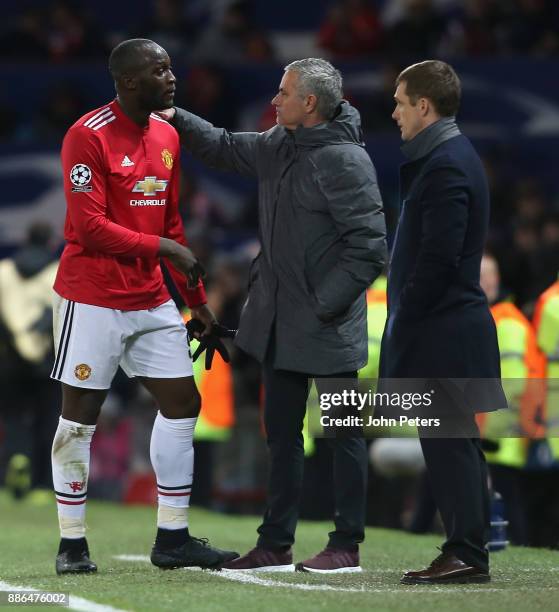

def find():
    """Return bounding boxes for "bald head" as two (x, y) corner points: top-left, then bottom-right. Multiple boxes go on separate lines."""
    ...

(109, 38), (163, 80)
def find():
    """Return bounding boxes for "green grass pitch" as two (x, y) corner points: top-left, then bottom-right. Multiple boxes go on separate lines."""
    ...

(0, 491), (558, 611)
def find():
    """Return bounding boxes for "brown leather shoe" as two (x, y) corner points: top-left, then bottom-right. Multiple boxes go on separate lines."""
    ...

(401, 552), (490, 584)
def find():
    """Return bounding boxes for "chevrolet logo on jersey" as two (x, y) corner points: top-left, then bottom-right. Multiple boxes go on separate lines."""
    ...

(132, 176), (168, 196)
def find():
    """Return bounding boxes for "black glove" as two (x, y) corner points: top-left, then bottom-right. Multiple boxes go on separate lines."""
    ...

(185, 319), (236, 370)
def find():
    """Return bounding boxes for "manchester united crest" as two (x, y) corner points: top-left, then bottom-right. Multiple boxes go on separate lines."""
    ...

(66, 480), (86, 492)
(161, 149), (174, 170)
(74, 364), (92, 381)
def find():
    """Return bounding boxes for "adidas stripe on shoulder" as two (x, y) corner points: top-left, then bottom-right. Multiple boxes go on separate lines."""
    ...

(83, 107), (116, 131)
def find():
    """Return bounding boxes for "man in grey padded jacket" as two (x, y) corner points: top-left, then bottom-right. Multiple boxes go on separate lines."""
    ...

(163, 58), (386, 572)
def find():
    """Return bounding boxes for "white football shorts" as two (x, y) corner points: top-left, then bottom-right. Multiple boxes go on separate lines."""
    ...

(50, 293), (192, 389)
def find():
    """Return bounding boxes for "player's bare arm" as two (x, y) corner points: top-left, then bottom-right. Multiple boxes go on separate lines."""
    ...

(158, 237), (204, 287)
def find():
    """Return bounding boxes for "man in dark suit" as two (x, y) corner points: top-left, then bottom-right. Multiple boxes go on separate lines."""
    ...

(380, 60), (507, 584)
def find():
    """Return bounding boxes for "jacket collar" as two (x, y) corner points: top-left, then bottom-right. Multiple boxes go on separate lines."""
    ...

(401, 117), (461, 161)
(285, 101), (364, 149)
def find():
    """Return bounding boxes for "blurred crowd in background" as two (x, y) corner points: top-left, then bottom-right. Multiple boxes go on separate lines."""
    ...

(1, 0), (559, 550)
(2, 0), (559, 66)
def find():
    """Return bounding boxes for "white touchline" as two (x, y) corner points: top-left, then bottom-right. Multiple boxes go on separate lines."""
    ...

(113, 556), (558, 594)
(218, 569), (370, 592)
(0, 580), (130, 612)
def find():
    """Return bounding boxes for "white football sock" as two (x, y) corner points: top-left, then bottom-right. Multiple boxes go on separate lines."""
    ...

(150, 411), (196, 530)
(51, 416), (96, 539)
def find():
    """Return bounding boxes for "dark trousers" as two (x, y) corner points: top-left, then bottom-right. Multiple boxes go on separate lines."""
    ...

(419, 431), (490, 571)
(256, 351), (367, 551)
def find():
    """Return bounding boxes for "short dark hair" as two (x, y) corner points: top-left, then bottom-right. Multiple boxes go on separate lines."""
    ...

(396, 60), (461, 117)
(109, 38), (159, 78)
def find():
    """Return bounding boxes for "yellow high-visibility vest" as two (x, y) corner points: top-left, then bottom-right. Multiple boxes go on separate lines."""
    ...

(359, 276), (387, 381)
(477, 302), (546, 468)
(183, 313), (234, 441)
(533, 281), (559, 458)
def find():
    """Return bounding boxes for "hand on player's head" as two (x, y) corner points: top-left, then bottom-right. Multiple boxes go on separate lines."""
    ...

(155, 108), (176, 122)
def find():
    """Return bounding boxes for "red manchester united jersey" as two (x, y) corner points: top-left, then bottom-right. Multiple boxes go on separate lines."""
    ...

(55, 99), (206, 310)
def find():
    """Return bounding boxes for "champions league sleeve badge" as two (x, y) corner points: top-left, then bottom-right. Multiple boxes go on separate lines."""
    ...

(70, 164), (93, 192)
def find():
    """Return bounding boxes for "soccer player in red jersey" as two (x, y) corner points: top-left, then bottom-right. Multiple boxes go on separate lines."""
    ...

(50, 38), (238, 574)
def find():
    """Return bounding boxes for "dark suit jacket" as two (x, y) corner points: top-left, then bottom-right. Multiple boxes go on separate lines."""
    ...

(379, 134), (506, 413)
